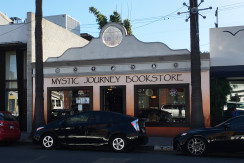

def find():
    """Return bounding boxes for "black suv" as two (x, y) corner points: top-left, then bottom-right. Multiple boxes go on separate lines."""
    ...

(33, 111), (148, 151)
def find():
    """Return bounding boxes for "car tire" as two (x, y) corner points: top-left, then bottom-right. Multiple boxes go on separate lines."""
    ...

(109, 135), (128, 152)
(186, 137), (207, 156)
(41, 133), (57, 149)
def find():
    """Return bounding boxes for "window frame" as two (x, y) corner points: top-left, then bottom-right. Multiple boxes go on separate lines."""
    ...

(134, 84), (190, 127)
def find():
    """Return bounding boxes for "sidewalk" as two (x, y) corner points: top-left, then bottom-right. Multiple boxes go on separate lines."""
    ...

(18, 132), (174, 152)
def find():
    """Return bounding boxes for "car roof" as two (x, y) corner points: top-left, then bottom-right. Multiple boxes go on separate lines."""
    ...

(80, 111), (136, 119)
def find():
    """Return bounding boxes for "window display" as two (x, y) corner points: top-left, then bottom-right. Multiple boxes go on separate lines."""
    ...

(49, 87), (92, 121)
(135, 84), (189, 126)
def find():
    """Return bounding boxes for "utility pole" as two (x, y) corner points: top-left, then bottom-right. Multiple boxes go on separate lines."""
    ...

(178, 0), (212, 129)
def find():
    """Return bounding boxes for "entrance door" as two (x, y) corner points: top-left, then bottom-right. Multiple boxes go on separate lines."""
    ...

(100, 86), (126, 114)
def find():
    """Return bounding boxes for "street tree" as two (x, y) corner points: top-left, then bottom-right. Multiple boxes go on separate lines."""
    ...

(32, 0), (45, 133)
(89, 7), (132, 35)
(189, 0), (204, 129)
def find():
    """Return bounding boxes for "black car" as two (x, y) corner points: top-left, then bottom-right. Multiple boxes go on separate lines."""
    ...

(33, 111), (148, 151)
(173, 116), (244, 156)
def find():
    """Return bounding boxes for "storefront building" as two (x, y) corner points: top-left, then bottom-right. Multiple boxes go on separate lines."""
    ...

(210, 25), (244, 114)
(34, 23), (211, 136)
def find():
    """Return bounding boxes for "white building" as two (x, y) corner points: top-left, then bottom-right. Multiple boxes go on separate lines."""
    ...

(0, 12), (88, 132)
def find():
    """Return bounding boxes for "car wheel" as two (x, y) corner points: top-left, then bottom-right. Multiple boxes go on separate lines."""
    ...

(186, 137), (207, 156)
(110, 135), (127, 152)
(41, 133), (56, 149)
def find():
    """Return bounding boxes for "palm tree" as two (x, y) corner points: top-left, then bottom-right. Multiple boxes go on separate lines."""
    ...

(89, 7), (132, 35)
(189, 0), (205, 129)
(32, 0), (45, 132)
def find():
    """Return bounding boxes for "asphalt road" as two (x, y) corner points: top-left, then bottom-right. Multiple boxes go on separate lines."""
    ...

(0, 143), (244, 163)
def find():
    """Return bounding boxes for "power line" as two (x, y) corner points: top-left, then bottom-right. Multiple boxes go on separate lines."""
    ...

(1, 1), (244, 38)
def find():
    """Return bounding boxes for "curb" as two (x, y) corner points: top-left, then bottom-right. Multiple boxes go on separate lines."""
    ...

(137, 145), (173, 152)
(155, 145), (173, 152)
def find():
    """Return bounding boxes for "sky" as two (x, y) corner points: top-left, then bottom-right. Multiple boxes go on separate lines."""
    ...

(1, 0), (244, 52)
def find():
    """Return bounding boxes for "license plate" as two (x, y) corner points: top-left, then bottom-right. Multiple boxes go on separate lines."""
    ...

(10, 125), (14, 129)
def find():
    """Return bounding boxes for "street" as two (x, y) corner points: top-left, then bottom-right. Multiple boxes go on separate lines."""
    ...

(1, 143), (244, 163)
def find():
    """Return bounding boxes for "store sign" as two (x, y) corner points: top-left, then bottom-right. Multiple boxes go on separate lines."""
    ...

(125, 74), (183, 83)
(51, 77), (79, 85)
(51, 74), (183, 85)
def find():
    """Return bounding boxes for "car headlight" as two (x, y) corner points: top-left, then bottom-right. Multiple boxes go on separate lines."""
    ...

(36, 127), (44, 132)
(181, 133), (188, 136)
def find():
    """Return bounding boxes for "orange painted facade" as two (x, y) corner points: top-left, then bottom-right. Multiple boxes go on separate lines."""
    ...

(33, 71), (210, 137)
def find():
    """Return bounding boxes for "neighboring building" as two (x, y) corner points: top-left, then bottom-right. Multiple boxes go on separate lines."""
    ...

(44, 14), (80, 36)
(34, 23), (211, 136)
(0, 11), (13, 25)
(0, 12), (89, 132)
(210, 26), (244, 110)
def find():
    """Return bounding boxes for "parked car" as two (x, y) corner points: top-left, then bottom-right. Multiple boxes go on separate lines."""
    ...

(0, 111), (21, 142)
(33, 111), (148, 151)
(173, 115), (244, 156)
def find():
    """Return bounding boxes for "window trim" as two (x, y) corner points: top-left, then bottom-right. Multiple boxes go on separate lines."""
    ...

(134, 84), (190, 127)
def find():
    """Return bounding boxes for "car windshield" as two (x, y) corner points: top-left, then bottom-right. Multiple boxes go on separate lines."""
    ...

(0, 112), (16, 121)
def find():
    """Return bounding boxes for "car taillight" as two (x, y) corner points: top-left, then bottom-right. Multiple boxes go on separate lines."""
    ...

(131, 119), (140, 131)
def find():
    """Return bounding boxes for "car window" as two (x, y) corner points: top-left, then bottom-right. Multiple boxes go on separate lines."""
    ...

(0, 113), (16, 121)
(90, 112), (112, 123)
(65, 113), (90, 125)
(229, 117), (244, 129)
(90, 112), (123, 123)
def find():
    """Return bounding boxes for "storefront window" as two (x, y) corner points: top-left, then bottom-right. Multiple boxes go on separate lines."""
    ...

(49, 88), (92, 121)
(135, 84), (189, 126)
(5, 91), (19, 117)
(5, 51), (17, 80)
(224, 81), (244, 116)
(5, 51), (18, 118)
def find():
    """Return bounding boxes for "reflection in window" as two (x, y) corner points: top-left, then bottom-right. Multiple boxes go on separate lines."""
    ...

(66, 113), (90, 125)
(6, 52), (17, 80)
(5, 91), (19, 117)
(51, 89), (90, 121)
(137, 86), (187, 124)
(224, 81), (244, 116)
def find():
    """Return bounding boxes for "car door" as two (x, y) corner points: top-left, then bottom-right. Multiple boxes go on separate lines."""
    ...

(58, 112), (91, 145)
(228, 116), (244, 151)
(85, 112), (112, 145)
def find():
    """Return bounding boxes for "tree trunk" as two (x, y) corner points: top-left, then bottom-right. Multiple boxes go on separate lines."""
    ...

(189, 0), (205, 129)
(32, 0), (45, 133)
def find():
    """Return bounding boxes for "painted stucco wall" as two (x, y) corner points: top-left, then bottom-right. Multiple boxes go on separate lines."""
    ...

(210, 26), (244, 67)
(47, 23), (190, 62)
(0, 24), (27, 44)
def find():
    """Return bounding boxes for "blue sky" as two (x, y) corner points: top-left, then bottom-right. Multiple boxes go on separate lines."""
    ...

(1, 0), (244, 52)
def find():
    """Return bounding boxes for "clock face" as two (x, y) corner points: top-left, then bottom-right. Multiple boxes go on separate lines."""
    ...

(102, 26), (123, 47)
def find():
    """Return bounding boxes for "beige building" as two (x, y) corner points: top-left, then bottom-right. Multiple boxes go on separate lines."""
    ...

(35, 23), (211, 136)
